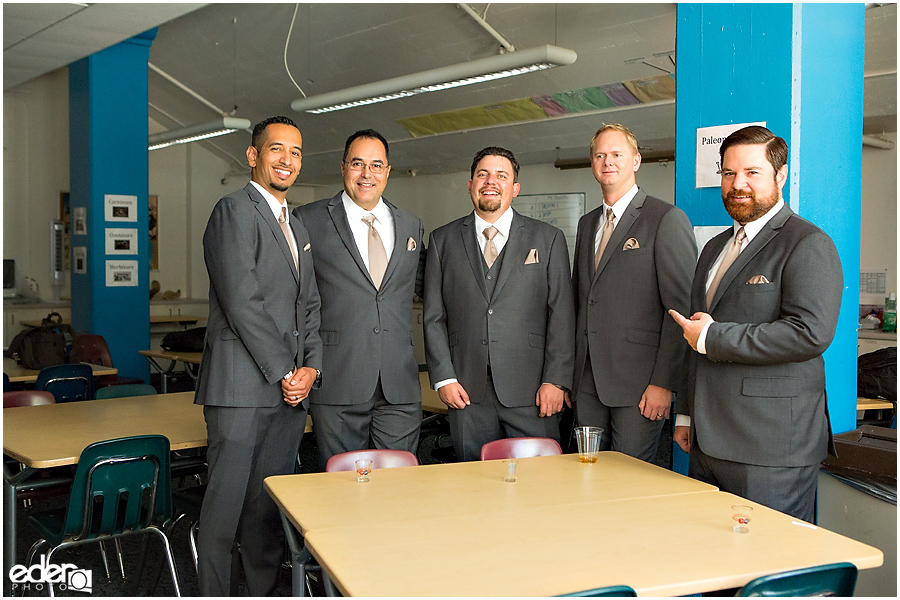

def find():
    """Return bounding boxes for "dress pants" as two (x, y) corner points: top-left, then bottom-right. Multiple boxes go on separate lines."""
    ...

(449, 368), (560, 462)
(198, 401), (307, 596)
(574, 350), (664, 462)
(689, 440), (819, 522)
(310, 376), (421, 471)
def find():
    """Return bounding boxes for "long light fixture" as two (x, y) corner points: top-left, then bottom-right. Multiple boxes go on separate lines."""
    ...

(292, 45), (577, 114)
(148, 117), (252, 150)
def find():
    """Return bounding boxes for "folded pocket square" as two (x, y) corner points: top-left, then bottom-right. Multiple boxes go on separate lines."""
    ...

(407, 237), (416, 251)
(746, 275), (770, 284)
(524, 249), (539, 264)
(623, 238), (640, 251)
(303, 243), (311, 252)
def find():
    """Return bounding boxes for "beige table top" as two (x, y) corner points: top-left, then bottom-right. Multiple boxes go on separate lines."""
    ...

(3, 391), (206, 468)
(266, 452), (717, 535)
(139, 348), (204, 365)
(3, 357), (117, 383)
(303, 490), (883, 597)
(21, 315), (206, 328)
(857, 396), (894, 411)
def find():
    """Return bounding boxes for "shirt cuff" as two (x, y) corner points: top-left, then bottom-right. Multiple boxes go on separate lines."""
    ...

(696, 320), (714, 355)
(434, 378), (457, 391)
(675, 414), (691, 428)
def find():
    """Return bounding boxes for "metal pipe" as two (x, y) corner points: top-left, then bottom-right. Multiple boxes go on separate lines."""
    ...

(862, 135), (895, 149)
(458, 3), (515, 52)
(148, 62), (226, 117)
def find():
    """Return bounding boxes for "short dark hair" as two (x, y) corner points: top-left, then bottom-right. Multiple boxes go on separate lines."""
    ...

(251, 116), (301, 150)
(719, 125), (788, 174)
(470, 146), (520, 182)
(343, 129), (389, 163)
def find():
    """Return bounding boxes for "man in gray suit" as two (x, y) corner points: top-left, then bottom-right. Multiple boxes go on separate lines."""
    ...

(296, 130), (424, 469)
(670, 125), (842, 521)
(571, 124), (696, 461)
(424, 146), (575, 462)
(195, 116), (322, 595)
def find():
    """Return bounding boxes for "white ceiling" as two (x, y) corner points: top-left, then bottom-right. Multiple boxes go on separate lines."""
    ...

(4, 3), (896, 186)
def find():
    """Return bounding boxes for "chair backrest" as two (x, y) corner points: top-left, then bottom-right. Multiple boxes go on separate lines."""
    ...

(95, 384), (157, 399)
(34, 363), (95, 403)
(480, 437), (563, 460)
(63, 435), (172, 540)
(325, 449), (419, 472)
(4, 390), (56, 408)
(72, 334), (114, 368)
(737, 562), (858, 597)
(558, 584), (637, 597)
(3, 372), (10, 392)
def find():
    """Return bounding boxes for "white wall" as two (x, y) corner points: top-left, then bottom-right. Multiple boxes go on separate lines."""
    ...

(860, 133), (898, 303)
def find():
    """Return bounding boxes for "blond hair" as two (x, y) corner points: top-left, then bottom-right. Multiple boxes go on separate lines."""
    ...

(589, 123), (639, 155)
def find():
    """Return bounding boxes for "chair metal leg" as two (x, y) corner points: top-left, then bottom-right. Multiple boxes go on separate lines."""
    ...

(98, 540), (112, 580)
(189, 521), (199, 573)
(323, 571), (339, 597)
(114, 538), (125, 579)
(145, 527), (181, 597)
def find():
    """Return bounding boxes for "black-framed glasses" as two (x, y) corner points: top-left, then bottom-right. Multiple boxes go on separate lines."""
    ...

(344, 160), (388, 174)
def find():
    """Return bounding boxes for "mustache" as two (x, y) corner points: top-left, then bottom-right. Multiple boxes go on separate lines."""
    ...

(725, 189), (755, 201)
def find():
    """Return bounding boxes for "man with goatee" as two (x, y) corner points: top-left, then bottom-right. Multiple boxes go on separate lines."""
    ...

(669, 125), (842, 521)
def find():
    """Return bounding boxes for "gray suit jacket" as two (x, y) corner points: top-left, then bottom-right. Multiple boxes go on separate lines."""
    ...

(424, 209), (575, 407)
(677, 204), (841, 467)
(195, 183), (323, 408)
(295, 192), (424, 406)
(572, 191), (696, 406)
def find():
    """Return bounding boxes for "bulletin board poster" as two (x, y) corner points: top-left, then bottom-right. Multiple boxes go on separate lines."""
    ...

(106, 260), (138, 287)
(513, 193), (584, 267)
(73, 247), (87, 274)
(105, 228), (138, 255)
(104, 194), (138, 222)
(695, 122), (765, 188)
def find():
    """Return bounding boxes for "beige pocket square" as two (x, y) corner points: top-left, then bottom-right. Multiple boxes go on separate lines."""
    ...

(524, 249), (539, 264)
(746, 275), (770, 284)
(303, 243), (311, 252)
(407, 237), (416, 251)
(623, 238), (640, 251)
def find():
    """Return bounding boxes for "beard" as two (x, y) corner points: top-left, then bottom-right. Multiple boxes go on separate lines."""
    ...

(723, 188), (779, 223)
(476, 192), (502, 214)
(269, 181), (290, 193)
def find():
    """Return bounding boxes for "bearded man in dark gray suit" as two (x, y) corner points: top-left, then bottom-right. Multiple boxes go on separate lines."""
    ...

(195, 116), (322, 595)
(296, 130), (424, 469)
(670, 125), (842, 522)
(424, 146), (575, 462)
(571, 124), (696, 461)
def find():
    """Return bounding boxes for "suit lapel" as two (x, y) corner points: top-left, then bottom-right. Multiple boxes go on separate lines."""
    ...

(593, 191), (644, 282)
(327, 193), (372, 285)
(492, 210), (525, 298)
(460, 214), (490, 303)
(247, 184), (299, 282)
(379, 200), (404, 289)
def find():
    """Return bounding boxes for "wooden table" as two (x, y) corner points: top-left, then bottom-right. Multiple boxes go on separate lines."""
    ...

(265, 453), (883, 597)
(3, 357), (117, 383)
(2, 391), (207, 595)
(21, 315), (206, 328)
(139, 349), (203, 393)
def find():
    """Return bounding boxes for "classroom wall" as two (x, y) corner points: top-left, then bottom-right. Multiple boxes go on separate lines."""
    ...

(859, 132), (898, 303)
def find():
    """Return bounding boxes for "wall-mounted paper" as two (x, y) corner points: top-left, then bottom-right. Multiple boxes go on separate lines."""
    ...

(105, 228), (138, 255)
(104, 194), (138, 222)
(106, 260), (138, 287)
(695, 122), (765, 188)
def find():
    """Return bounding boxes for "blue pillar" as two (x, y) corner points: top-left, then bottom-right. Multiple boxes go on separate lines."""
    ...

(674, 4), (864, 473)
(69, 30), (157, 382)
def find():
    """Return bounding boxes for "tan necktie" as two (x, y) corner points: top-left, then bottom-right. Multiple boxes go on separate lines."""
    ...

(362, 213), (388, 289)
(483, 226), (499, 268)
(278, 206), (299, 272)
(706, 226), (746, 308)
(594, 207), (615, 270)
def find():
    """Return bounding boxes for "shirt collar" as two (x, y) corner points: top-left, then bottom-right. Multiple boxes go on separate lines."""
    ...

(341, 191), (388, 223)
(474, 206), (514, 239)
(250, 180), (288, 219)
(737, 198), (785, 243)
(604, 184), (639, 221)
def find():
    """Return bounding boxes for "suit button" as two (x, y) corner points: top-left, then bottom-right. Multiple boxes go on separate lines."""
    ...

(292, 330), (299, 337)
(481, 339), (487, 345)
(488, 309), (494, 315)
(487, 275), (492, 280)
(373, 327), (380, 333)
(588, 300), (596, 306)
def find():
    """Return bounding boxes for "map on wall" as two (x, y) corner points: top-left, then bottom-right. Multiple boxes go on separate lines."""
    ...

(512, 193), (584, 267)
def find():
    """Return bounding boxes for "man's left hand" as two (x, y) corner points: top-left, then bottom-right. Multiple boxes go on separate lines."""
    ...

(536, 383), (565, 417)
(281, 366), (317, 406)
(638, 384), (672, 420)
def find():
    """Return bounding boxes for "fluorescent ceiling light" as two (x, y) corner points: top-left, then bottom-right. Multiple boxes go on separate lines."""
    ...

(148, 117), (251, 150)
(292, 45), (577, 114)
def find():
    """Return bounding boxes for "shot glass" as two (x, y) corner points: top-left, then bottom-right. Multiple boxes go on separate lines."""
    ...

(732, 505), (753, 533)
(503, 459), (518, 483)
(355, 459), (373, 483)
(574, 426), (603, 463)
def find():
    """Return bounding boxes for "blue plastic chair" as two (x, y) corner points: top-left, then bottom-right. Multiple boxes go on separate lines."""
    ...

(736, 562), (858, 597)
(25, 435), (181, 596)
(559, 584), (637, 596)
(3, 372), (10, 392)
(34, 363), (95, 403)
(95, 383), (157, 399)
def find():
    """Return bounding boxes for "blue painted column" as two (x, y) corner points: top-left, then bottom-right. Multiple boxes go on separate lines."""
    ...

(69, 30), (157, 382)
(674, 4), (864, 473)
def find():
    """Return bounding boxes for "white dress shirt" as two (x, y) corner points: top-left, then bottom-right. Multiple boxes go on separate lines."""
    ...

(342, 192), (395, 269)
(251, 181), (298, 260)
(594, 184), (639, 253)
(474, 206), (514, 257)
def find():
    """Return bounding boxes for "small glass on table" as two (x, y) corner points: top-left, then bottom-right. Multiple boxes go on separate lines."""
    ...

(355, 459), (373, 483)
(574, 426), (603, 463)
(731, 505), (753, 533)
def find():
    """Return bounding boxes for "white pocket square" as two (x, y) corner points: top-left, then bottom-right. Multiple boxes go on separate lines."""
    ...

(303, 243), (311, 252)
(524, 249), (539, 264)
(407, 237), (416, 251)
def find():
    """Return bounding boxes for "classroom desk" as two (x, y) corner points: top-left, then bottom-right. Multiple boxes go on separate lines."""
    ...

(139, 349), (203, 393)
(857, 397), (894, 411)
(2, 391), (206, 595)
(20, 315), (206, 328)
(3, 357), (117, 383)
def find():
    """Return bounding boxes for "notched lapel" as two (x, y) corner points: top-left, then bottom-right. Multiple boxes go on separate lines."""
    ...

(593, 196), (640, 282)
(327, 195), (371, 284)
(460, 215), (489, 302)
(249, 185), (299, 281)
(492, 212), (525, 297)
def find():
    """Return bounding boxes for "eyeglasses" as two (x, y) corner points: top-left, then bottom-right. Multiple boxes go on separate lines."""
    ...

(344, 160), (388, 174)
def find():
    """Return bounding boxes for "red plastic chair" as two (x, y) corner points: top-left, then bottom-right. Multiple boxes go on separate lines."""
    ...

(480, 437), (563, 460)
(73, 334), (144, 388)
(324, 449), (419, 472)
(4, 390), (56, 408)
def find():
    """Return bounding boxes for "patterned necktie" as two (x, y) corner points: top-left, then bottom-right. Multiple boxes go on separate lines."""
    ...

(706, 226), (746, 308)
(594, 207), (615, 270)
(362, 214), (388, 289)
(279, 206), (298, 272)
(483, 226), (499, 268)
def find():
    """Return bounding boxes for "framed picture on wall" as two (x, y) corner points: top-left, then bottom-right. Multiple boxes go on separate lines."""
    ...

(149, 195), (159, 270)
(59, 192), (71, 270)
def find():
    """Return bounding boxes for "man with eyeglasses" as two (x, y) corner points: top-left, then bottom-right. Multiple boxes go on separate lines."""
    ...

(296, 129), (425, 469)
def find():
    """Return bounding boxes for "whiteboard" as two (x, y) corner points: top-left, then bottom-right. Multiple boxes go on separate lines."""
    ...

(513, 193), (585, 266)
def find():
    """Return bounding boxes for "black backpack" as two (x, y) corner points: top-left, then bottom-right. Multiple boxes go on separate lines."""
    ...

(8, 312), (79, 370)
(160, 326), (206, 352)
(857, 347), (897, 403)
